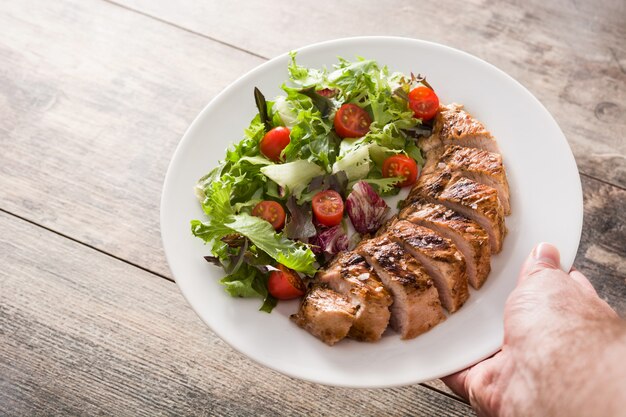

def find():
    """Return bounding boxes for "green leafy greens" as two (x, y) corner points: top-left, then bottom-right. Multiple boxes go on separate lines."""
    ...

(191, 53), (429, 312)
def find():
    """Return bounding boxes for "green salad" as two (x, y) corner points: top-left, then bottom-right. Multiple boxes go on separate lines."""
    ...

(191, 54), (439, 312)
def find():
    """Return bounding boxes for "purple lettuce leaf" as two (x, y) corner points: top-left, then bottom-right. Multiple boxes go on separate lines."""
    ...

(346, 181), (390, 235)
(309, 224), (348, 257)
(283, 196), (317, 241)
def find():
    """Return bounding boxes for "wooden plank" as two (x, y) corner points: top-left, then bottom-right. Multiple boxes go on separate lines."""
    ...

(109, 0), (626, 189)
(0, 0), (457, 398)
(0, 0), (264, 279)
(0, 211), (474, 416)
(577, 176), (626, 313)
(1, 0), (624, 291)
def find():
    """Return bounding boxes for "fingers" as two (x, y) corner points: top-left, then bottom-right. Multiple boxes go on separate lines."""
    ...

(569, 269), (598, 296)
(518, 242), (561, 284)
(442, 368), (471, 400)
(442, 352), (506, 415)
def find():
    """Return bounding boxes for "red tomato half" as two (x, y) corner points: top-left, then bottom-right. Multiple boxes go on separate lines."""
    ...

(382, 155), (419, 187)
(312, 190), (344, 227)
(252, 200), (286, 230)
(268, 265), (306, 300)
(260, 126), (290, 162)
(408, 86), (439, 121)
(333, 104), (372, 139)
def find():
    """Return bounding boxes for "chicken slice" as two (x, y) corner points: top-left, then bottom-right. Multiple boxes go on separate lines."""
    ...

(407, 170), (506, 254)
(425, 145), (511, 215)
(387, 219), (469, 312)
(291, 285), (356, 346)
(399, 202), (491, 289)
(317, 252), (392, 341)
(419, 103), (500, 155)
(357, 235), (445, 339)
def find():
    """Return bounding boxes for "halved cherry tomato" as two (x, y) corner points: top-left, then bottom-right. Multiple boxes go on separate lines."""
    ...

(408, 86), (439, 121)
(260, 126), (290, 162)
(252, 200), (286, 230)
(382, 155), (419, 187)
(311, 190), (344, 227)
(333, 104), (372, 138)
(268, 265), (306, 300)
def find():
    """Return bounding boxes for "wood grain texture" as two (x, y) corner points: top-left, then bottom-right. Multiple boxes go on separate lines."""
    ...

(0, 0), (624, 413)
(0, 0), (456, 399)
(111, 0), (626, 188)
(0, 211), (474, 417)
(577, 176), (626, 313)
(0, 0), (263, 278)
(1, 0), (624, 291)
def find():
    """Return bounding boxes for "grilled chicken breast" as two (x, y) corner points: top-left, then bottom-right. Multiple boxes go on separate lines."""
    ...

(419, 104), (499, 155)
(387, 220), (469, 312)
(399, 202), (491, 289)
(291, 285), (356, 346)
(357, 235), (445, 339)
(317, 252), (392, 341)
(408, 170), (506, 254)
(293, 101), (510, 345)
(426, 145), (511, 215)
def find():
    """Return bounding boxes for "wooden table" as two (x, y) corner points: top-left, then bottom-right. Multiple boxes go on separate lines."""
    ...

(1, 0), (624, 415)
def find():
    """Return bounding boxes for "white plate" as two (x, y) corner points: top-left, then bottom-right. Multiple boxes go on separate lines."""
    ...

(161, 37), (582, 388)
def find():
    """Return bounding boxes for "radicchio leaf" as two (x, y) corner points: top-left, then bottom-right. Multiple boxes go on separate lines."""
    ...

(346, 181), (390, 234)
(310, 225), (348, 256)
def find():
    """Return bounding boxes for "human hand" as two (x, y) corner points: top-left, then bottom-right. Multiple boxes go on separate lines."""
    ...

(442, 243), (626, 417)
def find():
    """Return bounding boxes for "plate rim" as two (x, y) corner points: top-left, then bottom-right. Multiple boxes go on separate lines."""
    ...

(160, 35), (583, 388)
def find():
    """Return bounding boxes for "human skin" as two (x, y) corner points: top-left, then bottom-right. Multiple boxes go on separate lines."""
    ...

(442, 243), (626, 417)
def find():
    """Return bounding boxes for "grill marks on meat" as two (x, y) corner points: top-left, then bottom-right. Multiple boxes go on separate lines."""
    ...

(431, 145), (511, 215)
(387, 220), (469, 312)
(399, 202), (491, 289)
(419, 104), (500, 155)
(316, 252), (392, 342)
(293, 102), (510, 344)
(408, 170), (507, 254)
(291, 285), (356, 346)
(357, 236), (446, 339)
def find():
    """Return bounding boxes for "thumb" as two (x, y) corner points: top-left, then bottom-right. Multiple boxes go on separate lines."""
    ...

(518, 242), (561, 284)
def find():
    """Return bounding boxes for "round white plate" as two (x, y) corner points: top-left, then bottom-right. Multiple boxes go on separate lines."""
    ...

(161, 37), (582, 388)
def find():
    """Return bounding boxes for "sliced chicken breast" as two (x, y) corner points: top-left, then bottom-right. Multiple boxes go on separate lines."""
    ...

(399, 202), (491, 289)
(291, 284), (356, 346)
(428, 145), (511, 215)
(357, 235), (446, 339)
(419, 103), (500, 155)
(387, 220), (469, 313)
(408, 170), (506, 254)
(317, 252), (392, 341)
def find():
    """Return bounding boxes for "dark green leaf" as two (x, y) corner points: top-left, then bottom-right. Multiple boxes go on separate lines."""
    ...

(254, 87), (271, 131)
(259, 294), (278, 313)
(298, 87), (334, 118)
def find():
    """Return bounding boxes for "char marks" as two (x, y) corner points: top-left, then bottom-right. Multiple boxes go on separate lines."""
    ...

(293, 102), (510, 344)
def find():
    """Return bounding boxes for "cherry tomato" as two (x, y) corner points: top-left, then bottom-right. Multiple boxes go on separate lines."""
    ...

(260, 126), (290, 162)
(408, 86), (439, 121)
(252, 200), (286, 230)
(316, 88), (336, 97)
(268, 265), (306, 300)
(333, 104), (372, 138)
(382, 155), (419, 187)
(312, 190), (344, 227)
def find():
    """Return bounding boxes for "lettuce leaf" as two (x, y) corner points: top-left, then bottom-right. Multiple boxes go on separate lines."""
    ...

(225, 213), (317, 275)
(260, 159), (325, 198)
(219, 263), (277, 313)
(191, 182), (317, 311)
